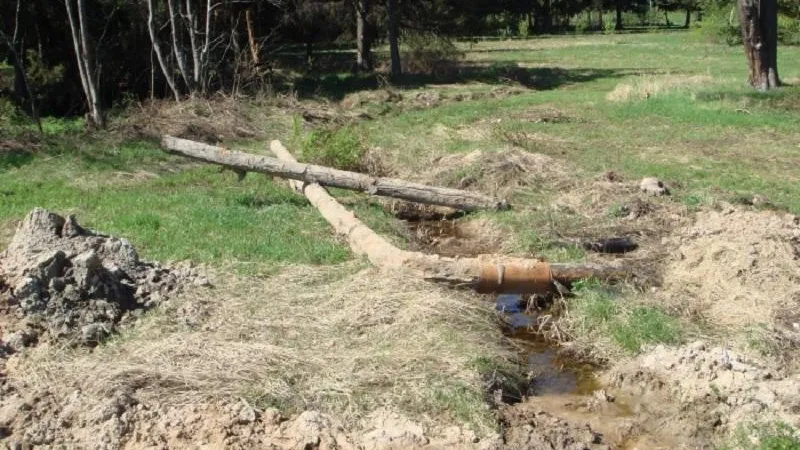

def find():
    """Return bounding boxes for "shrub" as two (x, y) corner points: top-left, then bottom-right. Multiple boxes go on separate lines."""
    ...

(400, 31), (465, 76)
(603, 16), (618, 34)
(695, 4), (741, 45)
(778, 14), (800, 45)
(574, 14), (591, 33)
(298, 123), (366, 172)
(518, 16), (531, 38)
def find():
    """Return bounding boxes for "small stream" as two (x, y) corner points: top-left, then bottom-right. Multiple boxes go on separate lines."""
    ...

(496, 294), (599, 397)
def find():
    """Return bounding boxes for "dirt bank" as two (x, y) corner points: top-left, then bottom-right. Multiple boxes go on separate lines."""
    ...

(0, 209), (204, 350)
(658, 208), (800, 331)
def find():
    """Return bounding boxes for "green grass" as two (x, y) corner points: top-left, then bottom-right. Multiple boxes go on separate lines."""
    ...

(722, 422), (800, 450)
(363, 32), (800, 213)
(611, 307), (682, 352)
(568, 279), (683, 354)
(0, 137), (349, 269)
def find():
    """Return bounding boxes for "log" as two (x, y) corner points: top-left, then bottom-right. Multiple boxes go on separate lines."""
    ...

(161, 135), (508, 212)
(268, 140), (626, 294)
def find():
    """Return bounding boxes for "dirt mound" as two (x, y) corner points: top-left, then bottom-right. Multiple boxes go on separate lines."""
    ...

(500, 405), (610, 450)
(605, 341), (800, 449)
(659, 208), (800, 328)
(0, 208), (202, 349)
(0, 386), (495, 450)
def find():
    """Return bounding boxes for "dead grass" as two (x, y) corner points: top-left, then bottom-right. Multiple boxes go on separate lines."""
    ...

(425, 148), (570, 199)
(606, 74), (714, 102)
(11, 261), (512, 435)
(113, 95), (290, 143)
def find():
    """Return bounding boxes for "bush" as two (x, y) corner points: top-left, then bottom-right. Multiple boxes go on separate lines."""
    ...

(696, 7), (799, 46)
(573, 14), (591, 33)
(695, 4), (741, 45)
(297, 122), (366, 172)
(400, 31), (465, 76)
(778, 14), (800, 45)
(603, 15), (618, 34)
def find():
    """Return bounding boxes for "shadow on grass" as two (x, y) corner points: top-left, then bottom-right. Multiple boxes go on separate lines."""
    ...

(695, 85), (800, 112)
(285, 64), (640, 101)
(0, 149), (34, 169)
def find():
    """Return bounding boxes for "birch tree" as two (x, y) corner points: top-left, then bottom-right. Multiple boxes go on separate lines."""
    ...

(64, 0), (104, 127)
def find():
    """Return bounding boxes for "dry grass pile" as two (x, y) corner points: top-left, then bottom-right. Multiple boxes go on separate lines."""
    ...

(426, 149), (569, 198)
(113, 96), (286, 143)
(606, 74), (713, 102)
(659, 208), (800, 332)
(10, 261), (511, 434)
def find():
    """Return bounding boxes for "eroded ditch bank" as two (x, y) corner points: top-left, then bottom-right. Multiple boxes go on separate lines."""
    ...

(1, 205), (799, 449)
(401, 207), (800, 449)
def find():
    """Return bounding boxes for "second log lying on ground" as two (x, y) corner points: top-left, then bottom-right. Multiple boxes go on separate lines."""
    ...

(269, 140), (626, 294)
(161, 135), (509, 212)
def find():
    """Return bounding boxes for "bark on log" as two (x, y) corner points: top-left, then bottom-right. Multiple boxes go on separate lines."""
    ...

(269, 140), (625, 294)
(162, 135), (509, 212)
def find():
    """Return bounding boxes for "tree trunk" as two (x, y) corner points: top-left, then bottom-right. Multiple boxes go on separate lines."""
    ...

(738, 0), (779, 90)
(161, 136), (509, 212)
(387, 0), (401, 76)
(268, 140), (624, 293)
(598, 8), (604, 29)
(167, 0), (192, 92)
(76, 0), (103, 128)
(185, 0), (203, 90)
(684, 8), (691, 27)
(534, 0), (552, 34)
(64, 0), (104, 128)
(245, 7), (260, 65)
(355, 0), (372, 71)
(305, 40), (313, 66)
(664, 10), (671, 26)
(146, 0), (181, 101)
(615, 1), (624, 30)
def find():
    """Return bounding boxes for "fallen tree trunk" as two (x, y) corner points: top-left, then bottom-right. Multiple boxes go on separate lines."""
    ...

(269, 140), (625, 294)
(162, 135), (508, 212)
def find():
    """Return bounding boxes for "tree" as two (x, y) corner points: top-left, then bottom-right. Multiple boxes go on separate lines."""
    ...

(387, 0), (401, 76)
(738, 0), (779, 89)
(146, 0), (181, 101)
(281, 0), (346, 66)
(0, 0), (42, 132)
(657, 0), (700, 27)
(64, 0), (104, 128)
(355, 0), (375, 71)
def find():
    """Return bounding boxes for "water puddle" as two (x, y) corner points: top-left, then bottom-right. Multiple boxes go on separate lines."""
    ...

(495, 294), (599, 397)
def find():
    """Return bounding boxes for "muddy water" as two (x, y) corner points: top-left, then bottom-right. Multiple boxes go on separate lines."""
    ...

(496, 294), (676, 450)
(496, 294), (600, 397)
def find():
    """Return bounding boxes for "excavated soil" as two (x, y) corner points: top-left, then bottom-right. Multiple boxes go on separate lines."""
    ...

(500, 341), (800, 450)
(606, 342), (800, 448)
(0, 208), (204, 350)
(0, 389), (496, 450)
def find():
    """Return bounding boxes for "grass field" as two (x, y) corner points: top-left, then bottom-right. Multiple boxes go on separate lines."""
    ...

(2, 30), (800, 439)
